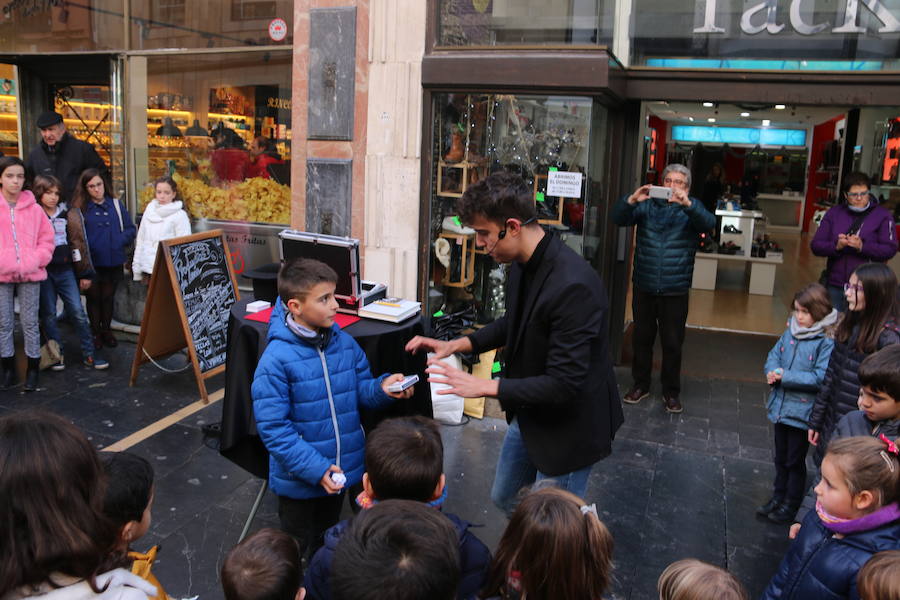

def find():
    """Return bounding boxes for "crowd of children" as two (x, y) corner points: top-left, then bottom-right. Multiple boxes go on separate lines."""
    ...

(2, 248), (900, 598)
(0, 166), (190, 390)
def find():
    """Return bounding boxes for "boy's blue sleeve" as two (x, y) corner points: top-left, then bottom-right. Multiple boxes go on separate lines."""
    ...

(252, 352), (331, 486)
(763, 331), (786, 375)
(351, 341), (395, 410)
(781, 338), (834, 391)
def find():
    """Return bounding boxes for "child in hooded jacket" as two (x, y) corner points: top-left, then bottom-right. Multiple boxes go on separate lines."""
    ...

(0, 156), (54, 391)
(759, 283), (838, 524)
(131, 177), (190, 283)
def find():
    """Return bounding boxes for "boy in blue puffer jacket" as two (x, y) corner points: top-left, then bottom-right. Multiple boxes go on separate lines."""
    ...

(758, 283), (838, 525)
(252, 258), (413, 560)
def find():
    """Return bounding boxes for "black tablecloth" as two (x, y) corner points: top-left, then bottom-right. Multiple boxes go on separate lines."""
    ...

(220, 298), (432, 479)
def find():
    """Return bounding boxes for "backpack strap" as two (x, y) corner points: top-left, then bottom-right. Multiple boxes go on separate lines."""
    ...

(111, 197), (124, 232)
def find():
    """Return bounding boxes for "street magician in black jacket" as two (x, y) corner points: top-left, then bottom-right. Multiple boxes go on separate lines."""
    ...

(26, 111), (109, 202)
(406, 171), (624, 515)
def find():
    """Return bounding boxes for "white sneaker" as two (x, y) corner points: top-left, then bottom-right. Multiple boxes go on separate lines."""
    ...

(51, 356), (65, 371)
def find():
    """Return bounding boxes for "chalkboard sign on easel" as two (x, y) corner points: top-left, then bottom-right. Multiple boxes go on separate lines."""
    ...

(129, 230), (240, 403)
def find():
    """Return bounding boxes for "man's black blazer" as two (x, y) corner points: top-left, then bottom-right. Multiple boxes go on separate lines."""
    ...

(468, 233), (624, 476)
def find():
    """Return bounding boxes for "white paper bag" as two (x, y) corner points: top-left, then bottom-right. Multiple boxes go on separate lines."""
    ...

(428, 352), (465, 425)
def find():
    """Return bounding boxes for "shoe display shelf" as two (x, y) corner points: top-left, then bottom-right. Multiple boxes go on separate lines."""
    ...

(438, 231), (476, 288)
(716, 208), (765, 258)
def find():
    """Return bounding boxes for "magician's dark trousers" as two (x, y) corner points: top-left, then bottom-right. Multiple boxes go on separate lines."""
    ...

(631, 288), (689, 397)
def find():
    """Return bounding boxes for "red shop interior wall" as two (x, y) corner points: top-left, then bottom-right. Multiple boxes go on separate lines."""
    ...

(803, 115), (844, 233)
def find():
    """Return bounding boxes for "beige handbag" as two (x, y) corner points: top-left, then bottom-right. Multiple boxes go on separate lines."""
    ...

(39, 339), (62, 370)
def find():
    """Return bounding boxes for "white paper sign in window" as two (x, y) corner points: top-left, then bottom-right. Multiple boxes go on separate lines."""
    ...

(547, 171), (583, 198)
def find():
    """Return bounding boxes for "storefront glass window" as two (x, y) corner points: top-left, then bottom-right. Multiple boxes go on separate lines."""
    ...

(631, 0), (900, 70)
(136, 50), (292, 225)
(130, 0), (293, 50)
(427, 93), (595, 322)
(0, 0), (126, 52)
(437, 0), (614, 46)
(0, 64), (19, 156)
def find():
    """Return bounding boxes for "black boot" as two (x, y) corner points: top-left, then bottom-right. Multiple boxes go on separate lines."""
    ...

(768, 502), (799, 524)
(1, 356), (15, 389)
(756, 497), (783, 517)
(23, 357), (40, 392)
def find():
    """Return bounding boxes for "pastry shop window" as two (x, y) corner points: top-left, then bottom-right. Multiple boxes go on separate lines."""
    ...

(437, 0), (614, 47)
(0, 65), (20, 157)
(136, 50), (292, 225)
(131, 0), (293, 50)
(427, 93), (595, 324)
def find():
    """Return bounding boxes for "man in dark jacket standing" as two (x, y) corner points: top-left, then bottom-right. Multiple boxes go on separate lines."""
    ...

(406, 172), (623, 515)
(26, 111), (108, 202)
(613, 164), (715, 414)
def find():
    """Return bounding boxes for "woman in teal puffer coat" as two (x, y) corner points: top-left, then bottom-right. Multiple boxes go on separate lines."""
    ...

(758, 283), (838, 524)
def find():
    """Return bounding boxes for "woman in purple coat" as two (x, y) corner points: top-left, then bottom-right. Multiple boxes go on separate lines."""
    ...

(811, 172), (897, 312)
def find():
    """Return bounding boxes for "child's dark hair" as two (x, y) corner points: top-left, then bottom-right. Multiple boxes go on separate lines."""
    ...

(482, 486), (614, 600)
(331, 499), (460, 600)
(33, 174), (63, 205)
(0, 155), (24, 182)
(0, 410), (121, 597)
(793, 282), (833, 323)
(72, 168), (111, 210)
(826, 436), (900, 510)
(456, 170), (537, 228)
(101, 451), (154, 528)
(365, 416), (443, 502)
(657, 559), (749, 600)
(221, 528), (301, 600)
(834, 263), (900, 353)
(857, 550), (900, 600)
(277, 257), (338, 306)
(858, 345), (900, 404)
(154, 176), (180, 200)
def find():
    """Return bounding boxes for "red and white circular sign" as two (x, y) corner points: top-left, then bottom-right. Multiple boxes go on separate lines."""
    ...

(268, 18), (288, 42)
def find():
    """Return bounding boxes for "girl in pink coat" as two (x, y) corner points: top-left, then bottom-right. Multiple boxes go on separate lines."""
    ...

(0, 156), (54, 391)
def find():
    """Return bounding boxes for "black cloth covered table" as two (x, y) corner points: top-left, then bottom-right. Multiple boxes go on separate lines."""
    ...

(220, 298), (432, 479)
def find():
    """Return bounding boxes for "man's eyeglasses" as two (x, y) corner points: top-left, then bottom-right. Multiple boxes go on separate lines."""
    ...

(843, 282), (864, 293)
(664, 178), (687, 186)
(846, 191), (868, 199)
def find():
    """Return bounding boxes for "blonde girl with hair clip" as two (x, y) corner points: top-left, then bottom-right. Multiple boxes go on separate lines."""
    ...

(480, 485), (613, 600)
(657, 559), (748, 600)
(857, 550), (900, 600)
(761, 435), (900, 600)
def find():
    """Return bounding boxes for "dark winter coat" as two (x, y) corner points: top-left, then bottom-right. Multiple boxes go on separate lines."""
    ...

(810, 200), (897, 289)
(81, 196), (136, 268)
(466, 234), (624, 476)
(795, 410), (900, 523)
(612, 194), (715, 294)
(44, 204), (95, 279)
(26, 132), (109, 202)
(808, 322), (900, 463)
(251, 301), (395, 499)
(761, 508), (900, 600)
(303, 511), (491, 600)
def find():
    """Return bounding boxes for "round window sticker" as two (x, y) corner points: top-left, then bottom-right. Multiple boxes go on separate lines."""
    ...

(269, 18), (288, 42)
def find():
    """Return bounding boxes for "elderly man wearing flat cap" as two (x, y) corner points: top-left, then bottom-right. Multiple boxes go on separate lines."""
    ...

(26, 111), (109, 202)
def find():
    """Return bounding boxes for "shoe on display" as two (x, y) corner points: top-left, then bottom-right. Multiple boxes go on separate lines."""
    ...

(663, 394), (683, 414)
(51, 356), (66, 371)
(441, 216), (475, 235)
(623, 386), (649, 404)
(756, 497), (783, 516)
(84, 355), (110, 370)
(723, 224), (743, 234)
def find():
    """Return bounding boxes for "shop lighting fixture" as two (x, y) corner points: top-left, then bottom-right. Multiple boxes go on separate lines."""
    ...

(185, 119), (208, 136)
(762, 119), (771, 127)
(688, 116), (694, 121)
(774, 104), (786, 110)
(155, 117), (183, 137)
(740, 112), (750, 117)
(707, 117), (716, 122)
(702, 101), (714, 107)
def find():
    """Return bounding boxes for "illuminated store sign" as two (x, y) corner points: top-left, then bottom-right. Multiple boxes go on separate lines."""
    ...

(695, 0), (900, 35)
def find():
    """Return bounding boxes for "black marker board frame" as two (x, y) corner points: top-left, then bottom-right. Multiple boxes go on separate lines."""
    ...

(130, 229), (240, 403)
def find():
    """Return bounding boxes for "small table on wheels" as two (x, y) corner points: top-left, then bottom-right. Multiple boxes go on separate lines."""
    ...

(220, 298), (433, 481)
